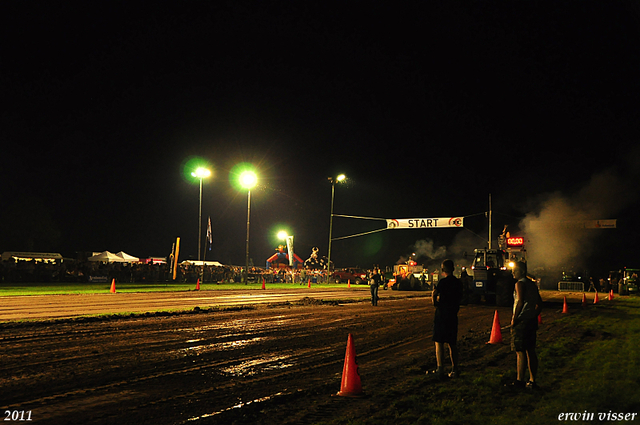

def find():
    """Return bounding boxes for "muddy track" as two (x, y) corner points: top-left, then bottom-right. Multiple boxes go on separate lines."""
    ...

(0, 291), (572, 424)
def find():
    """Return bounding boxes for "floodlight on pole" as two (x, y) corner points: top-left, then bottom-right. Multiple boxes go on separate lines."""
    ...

(191, 167), (211, 261)
(278, 230), (295, 267)
(239, 170), (258, 283)
(327, 174), (346, 281)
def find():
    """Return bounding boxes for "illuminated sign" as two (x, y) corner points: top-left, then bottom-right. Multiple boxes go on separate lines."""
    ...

(507, 237), (524, 247)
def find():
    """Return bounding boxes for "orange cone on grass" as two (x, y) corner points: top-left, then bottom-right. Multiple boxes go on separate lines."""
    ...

(262, 277), (266, 290)
(196, 278), (200, 290)
(538, 313), (542, 324)
(594, 291), (599, 304)
(348, 279), (351, 288)
(608, 289), (614, 301)
(487, 310), (503, 344)
(582, 293), (587, 307)
(110, 279), (116, 293)
(336, 333), (363, 397)
(308, 278), (311, 288)
(562, 296), (569, 313)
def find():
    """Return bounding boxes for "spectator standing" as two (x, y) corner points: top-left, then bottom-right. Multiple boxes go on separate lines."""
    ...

(509, 261), (543, 389)
(428, 259), (463, 379)
(369, 268), (382, 306)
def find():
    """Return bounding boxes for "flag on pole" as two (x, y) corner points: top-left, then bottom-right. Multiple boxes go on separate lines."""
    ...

(206, 216), (212, 250)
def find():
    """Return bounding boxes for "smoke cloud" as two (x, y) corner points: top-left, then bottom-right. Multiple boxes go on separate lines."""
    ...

(413, 239), (447, 261)
(520, 165), (637, 272)
(403, 233), (479, 272)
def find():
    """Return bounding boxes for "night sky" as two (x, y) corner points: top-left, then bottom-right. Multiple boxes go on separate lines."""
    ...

(2, 2), (640, 277)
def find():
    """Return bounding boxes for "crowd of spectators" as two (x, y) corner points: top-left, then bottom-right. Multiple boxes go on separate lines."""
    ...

(0, 258), (330, 284)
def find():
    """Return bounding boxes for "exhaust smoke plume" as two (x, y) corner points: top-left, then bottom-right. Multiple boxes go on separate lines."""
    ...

(403, 233), (479, 272)
(520, 165), (637, 272)
(413, 239), (447, 261)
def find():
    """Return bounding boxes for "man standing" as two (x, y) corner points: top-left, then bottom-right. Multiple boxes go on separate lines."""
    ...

(510, 261), (543, 389)
(369, 268), (382, 306)
(429, 259), (463, 379)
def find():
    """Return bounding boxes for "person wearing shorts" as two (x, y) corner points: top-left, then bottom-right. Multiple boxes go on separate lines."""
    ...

(510, 261), (543, 389)
(429, 259), (463, 379)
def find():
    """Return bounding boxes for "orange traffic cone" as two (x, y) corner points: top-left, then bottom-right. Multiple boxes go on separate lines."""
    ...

(562, 296), (569, 313)
(487, 310), (503, 344)
(196, 278), (200, 290)
(608, 290), (614, 301)
(348, 279), (351, 288)
(336, 333), (363, 397)
(538, 313), (542, 324)
(262, 277), (266, 290)
(308, 278), (311, 288)
(594, 291), (599, 304)
(110, 279), (116, 293)
(582, 293), (587, 308)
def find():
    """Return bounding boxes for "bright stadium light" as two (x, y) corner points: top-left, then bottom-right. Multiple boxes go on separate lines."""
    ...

(239, 170), (257, 190)
(327, 173), (347, 281)
(237, 168), (258, 283)
(191, 166), (212, 262)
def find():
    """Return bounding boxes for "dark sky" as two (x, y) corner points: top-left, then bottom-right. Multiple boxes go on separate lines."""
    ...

(2, 1), (639, 276)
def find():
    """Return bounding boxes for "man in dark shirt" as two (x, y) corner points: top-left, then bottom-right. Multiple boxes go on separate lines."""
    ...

(369, 268), (383, 306)
(429, 259), (463, 379)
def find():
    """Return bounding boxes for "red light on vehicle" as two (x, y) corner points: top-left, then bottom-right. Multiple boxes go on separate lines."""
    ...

(507, 237), (524, 246)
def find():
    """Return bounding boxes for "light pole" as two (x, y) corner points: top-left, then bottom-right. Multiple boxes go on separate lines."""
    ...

(240, 170), (258, 283)
(191, 167), (211, 261)
(327, 174), (346, 281)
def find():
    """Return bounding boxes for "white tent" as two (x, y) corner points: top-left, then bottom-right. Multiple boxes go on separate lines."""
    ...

(181, 260), (225, 267)
(116, 251), (140, 262)
(1, 252), (64, 262)
(87, 251), (126, 262)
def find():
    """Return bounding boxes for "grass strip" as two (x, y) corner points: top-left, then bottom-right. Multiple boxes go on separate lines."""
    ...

(325, 296), (640, 425)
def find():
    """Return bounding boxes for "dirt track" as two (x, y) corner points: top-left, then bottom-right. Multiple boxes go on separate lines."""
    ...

(0, 288), (376, 321)
(0, 289), (577, 424)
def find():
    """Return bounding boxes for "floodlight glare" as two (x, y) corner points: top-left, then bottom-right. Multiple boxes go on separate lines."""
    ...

(239, 171), (258, 189)
(336, 174), (346, 182)
(192, 167), (211, 178)
(277, 231), (288, 240)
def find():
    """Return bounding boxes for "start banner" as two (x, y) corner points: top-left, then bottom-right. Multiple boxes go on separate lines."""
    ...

(386, 217), (464, 229)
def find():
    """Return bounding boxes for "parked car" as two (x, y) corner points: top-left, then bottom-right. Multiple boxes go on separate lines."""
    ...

(331, 268), (368, 284)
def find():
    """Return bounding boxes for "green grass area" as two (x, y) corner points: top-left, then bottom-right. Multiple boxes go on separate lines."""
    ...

(327, 296), (640, 425)
(0, 281), (371, 296)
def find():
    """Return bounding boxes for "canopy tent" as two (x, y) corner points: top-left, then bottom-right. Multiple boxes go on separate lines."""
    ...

(116, 251), (140, 262)
(1, 252), (64, 262)
(87, 251), (126, 263)
(181, 260), (225, 267)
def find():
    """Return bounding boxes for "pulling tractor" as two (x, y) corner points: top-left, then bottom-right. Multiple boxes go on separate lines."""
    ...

(467, 236), (525, 306)
(611, 268), (639, 295)
(389, 261), (428, 291)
